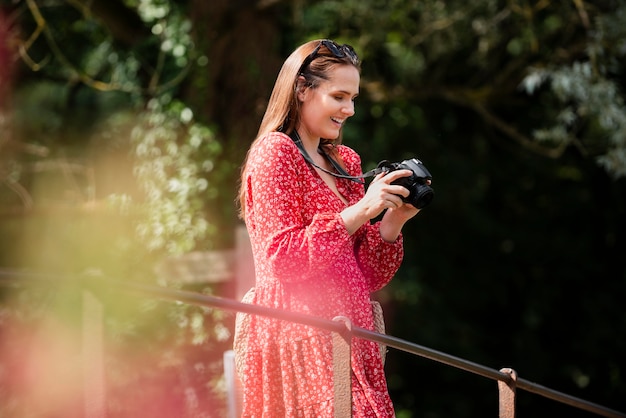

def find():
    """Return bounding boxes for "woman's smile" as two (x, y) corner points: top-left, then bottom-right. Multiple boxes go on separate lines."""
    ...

(331, 117), (345, 127)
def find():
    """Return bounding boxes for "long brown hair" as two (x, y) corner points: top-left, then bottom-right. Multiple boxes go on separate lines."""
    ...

(237, 39), (361, 219)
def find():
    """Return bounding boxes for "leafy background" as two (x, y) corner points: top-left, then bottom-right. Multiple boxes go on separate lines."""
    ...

(1, 0), (625, 417)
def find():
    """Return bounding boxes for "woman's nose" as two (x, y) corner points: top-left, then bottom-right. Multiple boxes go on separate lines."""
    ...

(343, 101), (355, 116)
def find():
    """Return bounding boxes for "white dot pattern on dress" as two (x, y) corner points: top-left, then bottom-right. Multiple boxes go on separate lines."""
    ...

(240, 132), (404, 417)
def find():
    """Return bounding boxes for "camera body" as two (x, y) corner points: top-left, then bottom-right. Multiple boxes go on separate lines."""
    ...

(378, 158), (434, 209)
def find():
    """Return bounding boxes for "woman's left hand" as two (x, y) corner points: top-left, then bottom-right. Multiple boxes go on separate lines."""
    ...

(385, 200), (420, 221)
(378, 178), (431, 242)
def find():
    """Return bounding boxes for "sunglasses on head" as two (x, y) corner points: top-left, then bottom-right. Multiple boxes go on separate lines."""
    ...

(297, 39), (358, 75)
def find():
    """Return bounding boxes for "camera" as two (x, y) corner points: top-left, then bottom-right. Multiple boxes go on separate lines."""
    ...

(378, 158), (434, 209)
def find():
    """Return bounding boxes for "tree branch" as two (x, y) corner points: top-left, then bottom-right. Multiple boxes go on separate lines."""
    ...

(17, 0), (189, 95)
(64, 0), (150, 47)
(2, 178), (34, 210)
(439, 88), (569, 159)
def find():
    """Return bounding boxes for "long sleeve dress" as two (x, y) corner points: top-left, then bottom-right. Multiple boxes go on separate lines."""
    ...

(240, 131), (404, 417)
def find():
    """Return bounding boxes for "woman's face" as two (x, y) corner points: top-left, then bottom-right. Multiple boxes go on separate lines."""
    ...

(297, 65), (360, 142)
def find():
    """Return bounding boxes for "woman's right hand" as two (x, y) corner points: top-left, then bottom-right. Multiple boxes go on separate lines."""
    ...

(340, 169), (413, 234)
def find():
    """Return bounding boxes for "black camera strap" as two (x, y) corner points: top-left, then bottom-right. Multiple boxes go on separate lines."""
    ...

(289, 131), (383, 184)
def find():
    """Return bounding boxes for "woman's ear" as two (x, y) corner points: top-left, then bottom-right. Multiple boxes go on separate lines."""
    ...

(295, 76), (308, 101)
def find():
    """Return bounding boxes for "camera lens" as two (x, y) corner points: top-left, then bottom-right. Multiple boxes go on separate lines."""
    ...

(412, 184), (434, 209)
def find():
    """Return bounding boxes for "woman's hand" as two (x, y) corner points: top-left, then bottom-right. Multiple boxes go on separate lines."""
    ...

(340, 169), (420, 235)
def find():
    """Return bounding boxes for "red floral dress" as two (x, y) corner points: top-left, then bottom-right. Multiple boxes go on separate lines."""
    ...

(240, 132), (403, 417)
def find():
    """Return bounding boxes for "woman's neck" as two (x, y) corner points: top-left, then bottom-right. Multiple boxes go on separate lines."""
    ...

(295, 128), (321, 157)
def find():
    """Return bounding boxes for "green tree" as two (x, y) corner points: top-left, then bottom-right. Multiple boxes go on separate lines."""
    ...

(1, 0), (625, 417)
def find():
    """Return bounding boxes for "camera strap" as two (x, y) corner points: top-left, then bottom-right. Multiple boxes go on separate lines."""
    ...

(289, 131), (383, 184)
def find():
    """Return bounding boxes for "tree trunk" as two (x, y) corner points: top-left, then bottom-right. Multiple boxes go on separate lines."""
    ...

(184, 0), (288, 243)
(185, 0), (285, 150)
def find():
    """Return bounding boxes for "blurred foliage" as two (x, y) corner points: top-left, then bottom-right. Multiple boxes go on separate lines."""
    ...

(1, 1), (228, 416)
(1, 0), (625, 417)
(108, 96), (222, 255)
(302, 0), (626, 178)
(2, 0), (218, 256)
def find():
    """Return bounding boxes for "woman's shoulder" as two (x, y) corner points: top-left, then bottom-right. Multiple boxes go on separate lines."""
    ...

(250, 132), (298, 159)
(257, 131), (296, 148)
(248, 131), (304, 175)
(337, 144), (359, 159)
(336, 144), (362, 170)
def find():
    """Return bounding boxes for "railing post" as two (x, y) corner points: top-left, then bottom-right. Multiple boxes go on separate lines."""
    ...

(223, 350), (241, 418)
(498, 368), (518, 418)
(332, 316), (352, 418)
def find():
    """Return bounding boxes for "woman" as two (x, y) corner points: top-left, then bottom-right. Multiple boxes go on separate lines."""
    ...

(236, 39), (423, 417)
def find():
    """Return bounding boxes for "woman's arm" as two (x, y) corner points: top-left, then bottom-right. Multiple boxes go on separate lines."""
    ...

(340, 170), (419, 238)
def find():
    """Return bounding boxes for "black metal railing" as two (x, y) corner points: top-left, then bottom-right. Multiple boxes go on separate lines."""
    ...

(1, 270), (625, 418)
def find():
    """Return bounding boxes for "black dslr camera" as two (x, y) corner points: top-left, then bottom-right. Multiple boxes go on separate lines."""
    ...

(378, 158), (434, 209)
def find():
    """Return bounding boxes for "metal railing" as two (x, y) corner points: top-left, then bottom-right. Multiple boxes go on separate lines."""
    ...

(1, 270), (625, 418)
